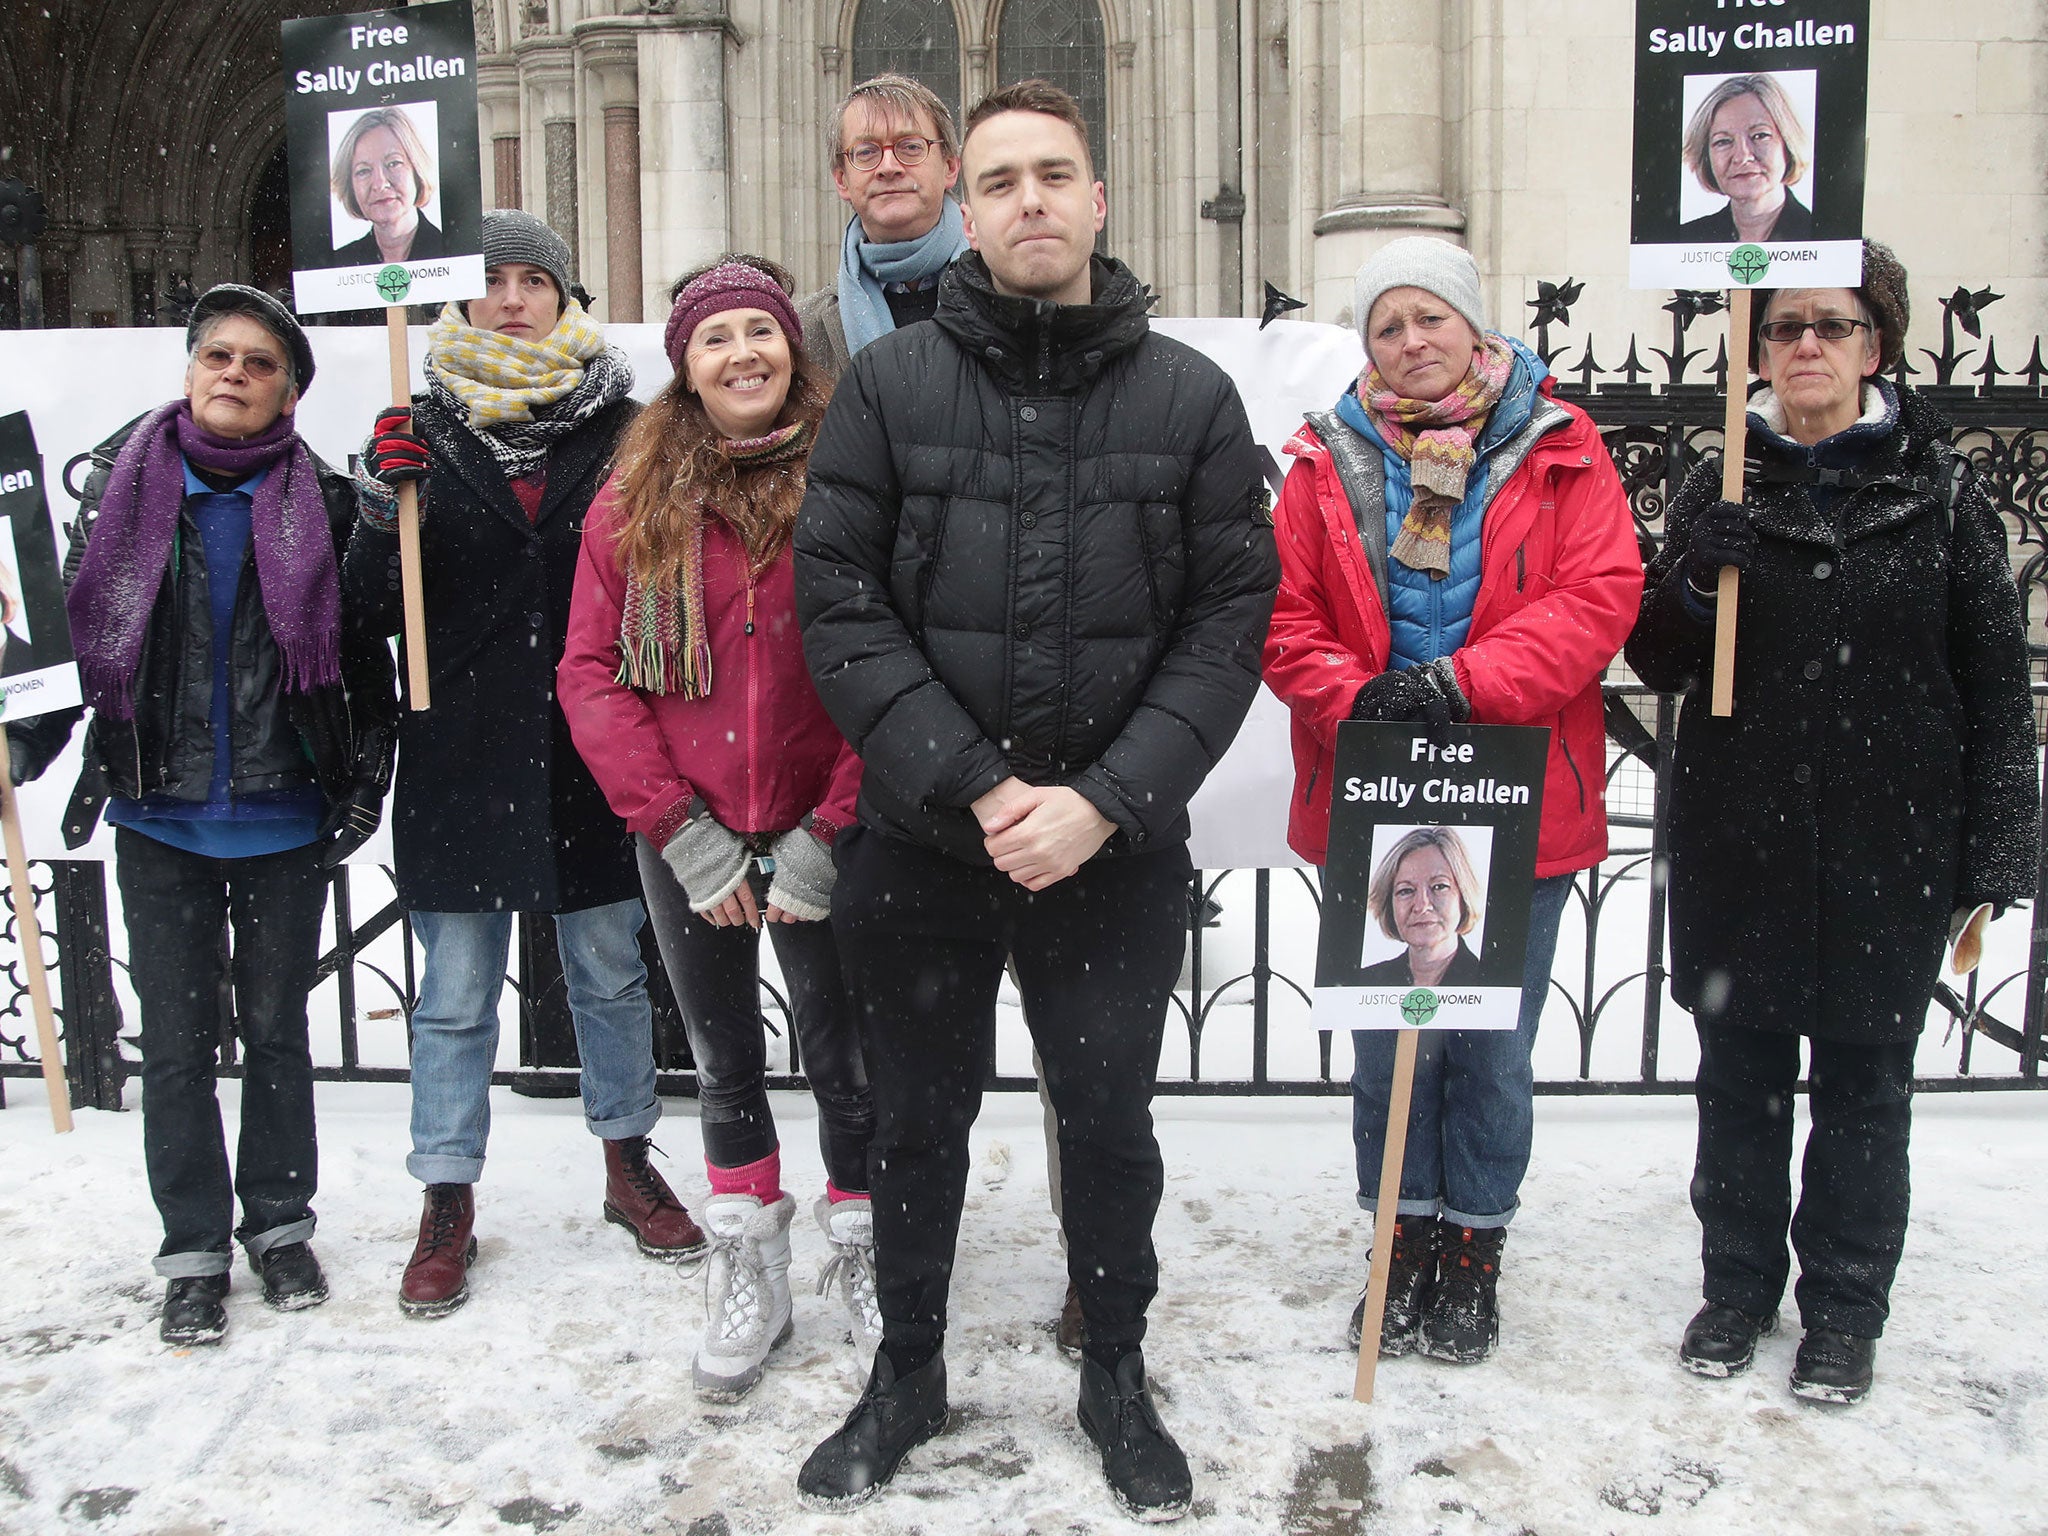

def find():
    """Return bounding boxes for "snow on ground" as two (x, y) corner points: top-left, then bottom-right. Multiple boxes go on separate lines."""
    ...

(2, 1075), (2044, 1536)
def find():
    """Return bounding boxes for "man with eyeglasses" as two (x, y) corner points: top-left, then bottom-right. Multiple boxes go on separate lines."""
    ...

(7, 284), (398, 1346)
(796, 73), (968, 381)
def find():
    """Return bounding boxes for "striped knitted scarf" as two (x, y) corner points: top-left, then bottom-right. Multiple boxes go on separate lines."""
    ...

(424, 298), (633, 479)
(1361, 333), (1514, 577)
(615, 420), (811, 698)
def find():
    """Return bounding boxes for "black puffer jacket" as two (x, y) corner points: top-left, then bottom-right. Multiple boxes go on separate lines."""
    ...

(9, 415), (399, 847)
(794, 253), (1278, 863)
(1626, 382), (2036, 1042)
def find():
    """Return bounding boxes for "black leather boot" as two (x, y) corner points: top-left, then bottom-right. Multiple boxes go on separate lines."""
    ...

(1679, 1301), (1778, 1377)
(1790, 1329), (1876, 1404)
(797, 1348), (949, 1507)
(1078, 1350), (1192, 1522)
(160, 1274), (230, 1346)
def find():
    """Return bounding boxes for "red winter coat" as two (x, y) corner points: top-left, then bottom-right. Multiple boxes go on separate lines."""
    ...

(1261, 393), (1642, 875)
(559, 477), (860, 850)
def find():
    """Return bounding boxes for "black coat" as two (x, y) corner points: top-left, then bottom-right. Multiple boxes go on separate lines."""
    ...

(333, 214), (447, 268)
(342, 393), (640, 913)
(794, 252), (1278, 864)
(1625, 384), (2037, 1042)
(1677, 190), (1814, 244)
(1358, 940), (1483, 988)
(9, 416), (398, 847)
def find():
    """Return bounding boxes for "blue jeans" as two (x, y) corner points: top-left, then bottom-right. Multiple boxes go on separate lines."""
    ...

(1350, 872), (1575, 1227)
(406, 900), (660, 1184)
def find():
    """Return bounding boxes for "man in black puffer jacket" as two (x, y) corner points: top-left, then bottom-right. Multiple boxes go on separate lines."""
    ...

(794, 81), (1277, 1521)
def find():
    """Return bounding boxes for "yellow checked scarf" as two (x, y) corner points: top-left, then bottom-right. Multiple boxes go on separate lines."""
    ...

(1361, 333), (1515, 577)
(424, 298), (634, 478)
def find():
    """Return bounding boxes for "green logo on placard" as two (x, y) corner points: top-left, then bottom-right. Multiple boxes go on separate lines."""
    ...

(1727, 244), (1771, 286)
(1400, 987), (1441, 1027)
(375, 264), (413, 303)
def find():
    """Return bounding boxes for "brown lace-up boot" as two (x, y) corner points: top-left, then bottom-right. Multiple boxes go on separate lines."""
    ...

(603, 1136), (708, 1265)
(399, 1183), (477, 1318)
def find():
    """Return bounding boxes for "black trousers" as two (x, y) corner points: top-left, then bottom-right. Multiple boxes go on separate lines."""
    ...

(1693, 1023), (1916, 1337)
(637, 839), (873, 1190)
(115, 828), (329, 1274)
(833, 825), (1191, 1360)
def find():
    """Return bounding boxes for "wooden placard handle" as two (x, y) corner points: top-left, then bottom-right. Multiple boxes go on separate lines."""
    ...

(1709, 287), (1752, 718)
(0, 745), (71, 1133)
(1353, 1026), (1419, 1403)
(387, 306), (431, 711)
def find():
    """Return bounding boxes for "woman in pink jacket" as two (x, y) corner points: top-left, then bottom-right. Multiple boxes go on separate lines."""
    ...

(1263, 239), (1641, 1367)
(560, 257), (874, 1402)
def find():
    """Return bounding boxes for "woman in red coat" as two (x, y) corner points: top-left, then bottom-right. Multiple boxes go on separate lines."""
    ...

(1263, 238), (1641, 1365)
(560, 257), (874, 1403)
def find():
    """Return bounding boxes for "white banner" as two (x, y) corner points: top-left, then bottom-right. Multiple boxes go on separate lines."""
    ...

(0, 317), (1359, 865)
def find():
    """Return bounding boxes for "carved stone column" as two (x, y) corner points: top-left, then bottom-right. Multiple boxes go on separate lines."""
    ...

(578, 21), (646, 323)
(634, 9), (734, 321)
(516, 33), (578, 274)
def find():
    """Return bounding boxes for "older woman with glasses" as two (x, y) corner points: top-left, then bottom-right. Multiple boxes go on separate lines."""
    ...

(1627, 240), (2036, 1404)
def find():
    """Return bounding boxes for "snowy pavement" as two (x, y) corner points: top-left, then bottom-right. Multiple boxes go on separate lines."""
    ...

(1, 1079), (2044, 1535)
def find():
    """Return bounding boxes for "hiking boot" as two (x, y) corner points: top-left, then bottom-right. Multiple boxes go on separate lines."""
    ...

(603, 1135), (708, 1266)
(1057, 1280), (1084, 1359)
(1790, 1329), (1876, 1404)
(1422, 1224), (1506, 1363)
(1347, 1213), (1441, 1356)
(1679, 1302), (1778, 1378)
(399, 1183), (477, 1319)
(693, 1192), (795, 1401)
(1078, 1350), (1193, 1523)
(797, 1348), (950, 1507)
(815, 1195), (883, 1356)
(256, 1241), (329, 1312)
(160, 1274), (230, 1347)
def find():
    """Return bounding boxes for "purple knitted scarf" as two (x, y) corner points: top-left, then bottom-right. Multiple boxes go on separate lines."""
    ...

(68, 400), (342, 718)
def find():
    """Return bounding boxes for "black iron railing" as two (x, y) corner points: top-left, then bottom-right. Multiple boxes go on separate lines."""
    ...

(5, 289), (2044, 1111)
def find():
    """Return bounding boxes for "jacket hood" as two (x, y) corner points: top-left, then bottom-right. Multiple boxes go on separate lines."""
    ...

(935, 251), (1152, 392)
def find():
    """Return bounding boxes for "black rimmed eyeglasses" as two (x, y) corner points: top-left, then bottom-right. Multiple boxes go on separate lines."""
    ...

(842, 136), (942, 172)
(1757, 317), (1872, 344)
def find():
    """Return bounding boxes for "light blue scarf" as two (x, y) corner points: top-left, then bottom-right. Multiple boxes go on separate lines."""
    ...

(836, 198), (968, 356)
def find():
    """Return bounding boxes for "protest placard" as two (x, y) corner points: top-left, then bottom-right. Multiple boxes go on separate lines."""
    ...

(0, 411), (77, 1131)
(1311, 719), (1546, 1402)
(1629, 0), (1870, 715)
(282, 1), (485, 709)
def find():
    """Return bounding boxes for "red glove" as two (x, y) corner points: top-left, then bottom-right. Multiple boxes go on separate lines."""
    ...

(367, 406), (430, 486)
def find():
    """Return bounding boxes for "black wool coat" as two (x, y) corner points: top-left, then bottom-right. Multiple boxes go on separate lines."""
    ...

(793, 253), (1278, 864)
(1625, 384), (2037, 1042)
(342, 393), (640, 914)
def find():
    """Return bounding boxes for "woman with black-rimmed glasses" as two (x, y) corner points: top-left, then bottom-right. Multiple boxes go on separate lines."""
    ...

(1627, 239), (2037, 1405)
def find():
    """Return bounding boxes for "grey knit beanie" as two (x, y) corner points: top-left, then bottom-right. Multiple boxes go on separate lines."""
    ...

(1353, 236), (1487, 342)
(186, 284), (316, 393)
(480, 208), (573, 302)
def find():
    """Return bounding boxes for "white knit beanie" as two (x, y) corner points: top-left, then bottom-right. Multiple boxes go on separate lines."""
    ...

(1353, 237), (1487, 341)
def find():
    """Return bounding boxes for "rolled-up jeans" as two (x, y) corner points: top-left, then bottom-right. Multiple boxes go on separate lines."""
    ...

(1349, 872), (1575, 1227)
(405, 899), (659, 1184)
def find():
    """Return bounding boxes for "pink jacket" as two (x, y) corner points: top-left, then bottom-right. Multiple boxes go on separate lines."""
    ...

(559, 477), (860, 849)
(1261, 395), (1642, 875)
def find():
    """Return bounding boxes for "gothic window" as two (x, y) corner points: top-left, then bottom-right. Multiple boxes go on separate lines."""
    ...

(996, 0), (1107, 181)
(850, 0), (964, 130)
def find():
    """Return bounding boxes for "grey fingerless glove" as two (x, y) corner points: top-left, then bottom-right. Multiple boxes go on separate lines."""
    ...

(660, 809), (750, 912)
(765, 827), (836, 921)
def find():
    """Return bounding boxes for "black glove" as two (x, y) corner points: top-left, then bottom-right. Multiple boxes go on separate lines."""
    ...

(1350, 661), (1467, 731)
(5, 735), (34, 787)
(1683, 499), (1757, 593)
(319, 781), (385, 868)
(366, 406), (430, 487)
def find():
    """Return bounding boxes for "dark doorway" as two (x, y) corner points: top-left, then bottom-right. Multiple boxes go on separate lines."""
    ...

(248, 143), (292, 298)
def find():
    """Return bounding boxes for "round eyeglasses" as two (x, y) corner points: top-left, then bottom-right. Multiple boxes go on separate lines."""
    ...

(842, 136), (941, 173)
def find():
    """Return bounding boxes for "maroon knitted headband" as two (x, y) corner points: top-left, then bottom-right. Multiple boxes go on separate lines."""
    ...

(663, 262), (803, 371)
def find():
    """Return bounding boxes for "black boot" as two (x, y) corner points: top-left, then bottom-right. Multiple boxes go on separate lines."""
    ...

(1347, 1214), (1441, 1356)
(1422, 1224), (1506, 1363)
(1679, 1302), (1777, 1377)
(1790, 1329), (1876, 1404)
(797, 1348), (949, 1507)
(160, 1274), (230, 1346)
(256, 1241), (330, 1312)
(1078, 1351), (1192, 1522)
